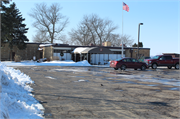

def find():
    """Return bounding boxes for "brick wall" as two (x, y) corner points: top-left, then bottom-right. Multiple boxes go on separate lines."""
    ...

(132, 49), (150, 59)
(1, 43), (10, 61)
(43, 46), (53, 60)
(125, 49), (131, 57)
(125, 48), (150, 59)
(1, 43), (41, 61)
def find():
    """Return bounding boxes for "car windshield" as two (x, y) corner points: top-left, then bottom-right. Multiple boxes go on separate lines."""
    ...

(152, 56), (160, 59)
(115, 58), (123, 61)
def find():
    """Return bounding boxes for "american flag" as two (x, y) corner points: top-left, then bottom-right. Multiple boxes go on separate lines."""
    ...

(123, 2), (129, 12)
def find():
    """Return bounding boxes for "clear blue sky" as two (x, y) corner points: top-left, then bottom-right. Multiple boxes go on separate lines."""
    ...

(13, 0), (180, 56)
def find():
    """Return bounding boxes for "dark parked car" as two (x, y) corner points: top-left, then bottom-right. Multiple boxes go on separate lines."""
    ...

(110, 57), (148, 70)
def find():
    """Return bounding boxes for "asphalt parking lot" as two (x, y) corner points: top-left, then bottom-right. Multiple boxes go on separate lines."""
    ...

(14, 66), (180, 119)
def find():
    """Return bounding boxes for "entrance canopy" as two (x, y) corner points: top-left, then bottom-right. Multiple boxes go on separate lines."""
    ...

(72, 47), (113, 54)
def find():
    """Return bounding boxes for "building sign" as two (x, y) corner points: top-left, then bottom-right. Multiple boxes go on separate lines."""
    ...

(100, 48), (103, 52)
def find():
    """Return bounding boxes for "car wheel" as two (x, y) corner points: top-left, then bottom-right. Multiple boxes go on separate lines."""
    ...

(120, 65), (126, 70)
(134, 68), (137, 70)
(167, 66), (172, 69)
(114, 68), (118, 70)
(175, 63), (179, 69)
(141, 65), (146, 70)
(152, 63), (157, 69)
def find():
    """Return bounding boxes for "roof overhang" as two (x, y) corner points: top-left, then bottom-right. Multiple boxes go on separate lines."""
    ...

(72, 47), (113, 54)
(53, 47), (72, 50)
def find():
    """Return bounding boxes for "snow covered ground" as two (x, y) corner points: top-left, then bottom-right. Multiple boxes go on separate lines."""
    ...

(1, 60), (91, 67)
(0, 60), (179, 118)
(0, 60), (92, 119)
(0, 63), (44, 119)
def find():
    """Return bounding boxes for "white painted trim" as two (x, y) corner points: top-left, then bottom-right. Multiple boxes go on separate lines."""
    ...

(53, 47), (72, 50)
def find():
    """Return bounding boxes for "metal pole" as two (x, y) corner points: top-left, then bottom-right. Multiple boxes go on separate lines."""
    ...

(137, 23), (143, 59)
(121, 1), (123, 58)
(137, 24), (140, 59)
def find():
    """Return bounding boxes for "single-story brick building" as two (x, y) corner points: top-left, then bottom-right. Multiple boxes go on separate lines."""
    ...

(1, 42), (150, 64)
(1, 43), (43, 61)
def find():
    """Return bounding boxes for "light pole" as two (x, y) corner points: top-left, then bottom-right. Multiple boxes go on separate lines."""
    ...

(137, 23), (143, 59)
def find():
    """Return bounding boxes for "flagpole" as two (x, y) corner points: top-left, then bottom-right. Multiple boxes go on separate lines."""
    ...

(121, 1), (124, 58)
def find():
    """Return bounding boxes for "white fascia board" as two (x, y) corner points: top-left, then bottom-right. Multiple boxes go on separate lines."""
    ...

(39, 44), (53, 47)
(53, 47), (72, 50)
(110, 49), (125, 51)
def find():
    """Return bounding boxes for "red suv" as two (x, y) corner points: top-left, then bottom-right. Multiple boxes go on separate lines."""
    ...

(110, 58), (148, 70)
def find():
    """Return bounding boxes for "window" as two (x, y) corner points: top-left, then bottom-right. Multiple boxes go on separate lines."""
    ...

(123, 58), (131, 62)
(126, 58), (131, 62)
(160, 56), (172, 60)
(161, 56), (166, 60)
(165, 56), (172, 60)
(122, 59), (126, 62)
(131, 58), (138, 62)
(175, 54), (179, 57)
(152, 56), (160, 59)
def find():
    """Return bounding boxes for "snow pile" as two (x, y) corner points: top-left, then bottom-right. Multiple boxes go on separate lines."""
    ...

(72, 47), (89, 54)
(0, 63), (43, 119)
(42, 60), (91, 66)
(75, 60), (91, 66)
(2, 60), (91, 67)
(39, 44), (52, 47)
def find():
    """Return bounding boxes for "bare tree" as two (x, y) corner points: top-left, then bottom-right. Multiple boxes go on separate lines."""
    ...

(69, 14), (134, 47)
(110, 34), (134, 47)
(69, 23), (93, 45)
(86, 14), (118, 46)
(69, 14), (118, 46)
(29, 3), (69, 43)
(120, 35), (134, 47)
(32, 31), (49, 43)
(57, 34), (71, 44)
(82, 15), (98, 45)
